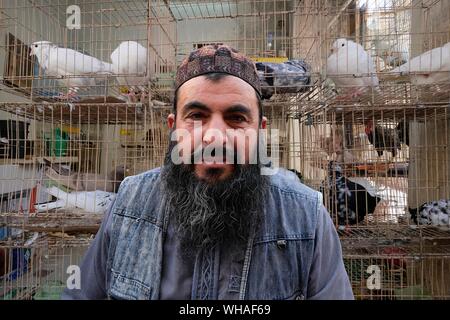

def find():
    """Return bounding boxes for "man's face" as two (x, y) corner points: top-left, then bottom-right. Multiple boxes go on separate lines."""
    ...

(168, 74), (267, 182)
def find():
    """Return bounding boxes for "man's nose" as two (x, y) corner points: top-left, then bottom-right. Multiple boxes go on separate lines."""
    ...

(202, 115), (229, 146)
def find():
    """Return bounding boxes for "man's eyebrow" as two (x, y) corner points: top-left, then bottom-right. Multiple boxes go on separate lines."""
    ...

(225, 104), (253, 118)
(181, 101), (211, 115)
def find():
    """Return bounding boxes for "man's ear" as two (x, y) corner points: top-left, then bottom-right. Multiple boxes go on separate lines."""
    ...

(261, 116), (267, 129)
(167, 113), (175, 129)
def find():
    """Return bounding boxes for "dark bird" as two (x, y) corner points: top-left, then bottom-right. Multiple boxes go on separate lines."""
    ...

(365, 120), (401, 157)
(255, 59), (311, 100)
(321, 161), (381, 226)
(409, 199), (450, 226)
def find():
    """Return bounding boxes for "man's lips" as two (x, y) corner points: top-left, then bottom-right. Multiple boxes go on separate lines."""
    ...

(200, 155), (234, 165)
(197, 163), (233, 169)
(191, 148), (237, 164)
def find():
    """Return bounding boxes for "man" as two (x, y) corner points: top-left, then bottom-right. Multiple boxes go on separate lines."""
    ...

(62, 45), (353, 300)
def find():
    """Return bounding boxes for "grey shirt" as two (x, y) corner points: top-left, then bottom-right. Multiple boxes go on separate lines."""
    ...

(61, 202), (354, 300)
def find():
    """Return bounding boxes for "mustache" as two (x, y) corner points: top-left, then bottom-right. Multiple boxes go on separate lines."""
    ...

(168, 143), (262, 167)
(191, 145), (239, 164)
(165, 140), (242, 165)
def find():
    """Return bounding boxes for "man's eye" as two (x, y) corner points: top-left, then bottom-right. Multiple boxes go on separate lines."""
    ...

(189, 113), (204, 119)
(229, 115), (246, 122)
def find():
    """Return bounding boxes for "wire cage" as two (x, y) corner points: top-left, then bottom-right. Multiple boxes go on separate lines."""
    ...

(341, 231), (450, 300)
(287, 0), (450, 299)
(0, 0), (449, 299)
(0, 0), (176, 103)
(1, 239), (90, 299)
(344, 251), (450, 300)
(295, 105), (449, 226)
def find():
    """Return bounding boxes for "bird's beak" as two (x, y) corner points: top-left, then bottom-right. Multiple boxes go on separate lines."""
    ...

(330, 48), (334, 54)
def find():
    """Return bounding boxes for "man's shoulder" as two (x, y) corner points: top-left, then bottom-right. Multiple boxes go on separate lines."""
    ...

(128, 167), (162, 180)
(268, 168), (322, 202)
(119, 167), (161, 188)
(112, 167), (163, 213)
(114, 167), (162, 204)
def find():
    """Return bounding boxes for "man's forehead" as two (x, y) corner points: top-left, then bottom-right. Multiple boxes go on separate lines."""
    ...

(177, 74), (258, 105)
(180, 74), (254, 92)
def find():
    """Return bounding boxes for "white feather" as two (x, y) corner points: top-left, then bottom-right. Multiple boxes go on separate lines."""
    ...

(326, 38), (379, 91)
(391, 42), (450, 85)
(30, 41), (113, 88)
(35, 199), (69, 212)
(439, 211), (449, 226)
(430, 209), (440, 226)
(44, 186), (115, 214)
(110, 41), (148, 88)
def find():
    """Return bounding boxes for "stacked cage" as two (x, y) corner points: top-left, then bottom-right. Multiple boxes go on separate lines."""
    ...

(1, 0), (449, 300)
(0, 0), (175, 299)
(291, 0), (450, 299)
(0, 0), (299, 300)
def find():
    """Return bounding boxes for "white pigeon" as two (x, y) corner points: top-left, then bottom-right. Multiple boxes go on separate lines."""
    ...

(391, 42), (450, 85)
(36, 186), (115, 214)
(30, 41), (113, 99)
(326, 38), (380, 99)
(35, 199), (68, 212)
(110, 41), (149, 102)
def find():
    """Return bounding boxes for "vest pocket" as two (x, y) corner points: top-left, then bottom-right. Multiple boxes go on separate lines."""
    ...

(109, 271), (153, 300)
(246, 238), (313, 300)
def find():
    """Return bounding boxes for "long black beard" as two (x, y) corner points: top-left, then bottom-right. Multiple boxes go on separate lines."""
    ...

(160, 140), (269, 256)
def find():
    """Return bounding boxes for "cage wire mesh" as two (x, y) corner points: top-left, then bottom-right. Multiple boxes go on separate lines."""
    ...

(0, 0), (449, 299)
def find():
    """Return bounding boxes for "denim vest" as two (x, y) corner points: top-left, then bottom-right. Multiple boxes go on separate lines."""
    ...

(106, 167), (322, 300)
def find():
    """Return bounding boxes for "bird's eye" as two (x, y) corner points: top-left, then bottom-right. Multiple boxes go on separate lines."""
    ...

(35, 45), (38, 48)
(341, 43), (345, 47)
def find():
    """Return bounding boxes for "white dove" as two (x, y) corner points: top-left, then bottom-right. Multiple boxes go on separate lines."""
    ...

(35, 199), (67, 211)
(391, 42), (450, 85)
(110, 41), (149, 102)
(326, 38), (380, 100)
(30, 41), (113, 100)
(36, 186), (115, 214)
